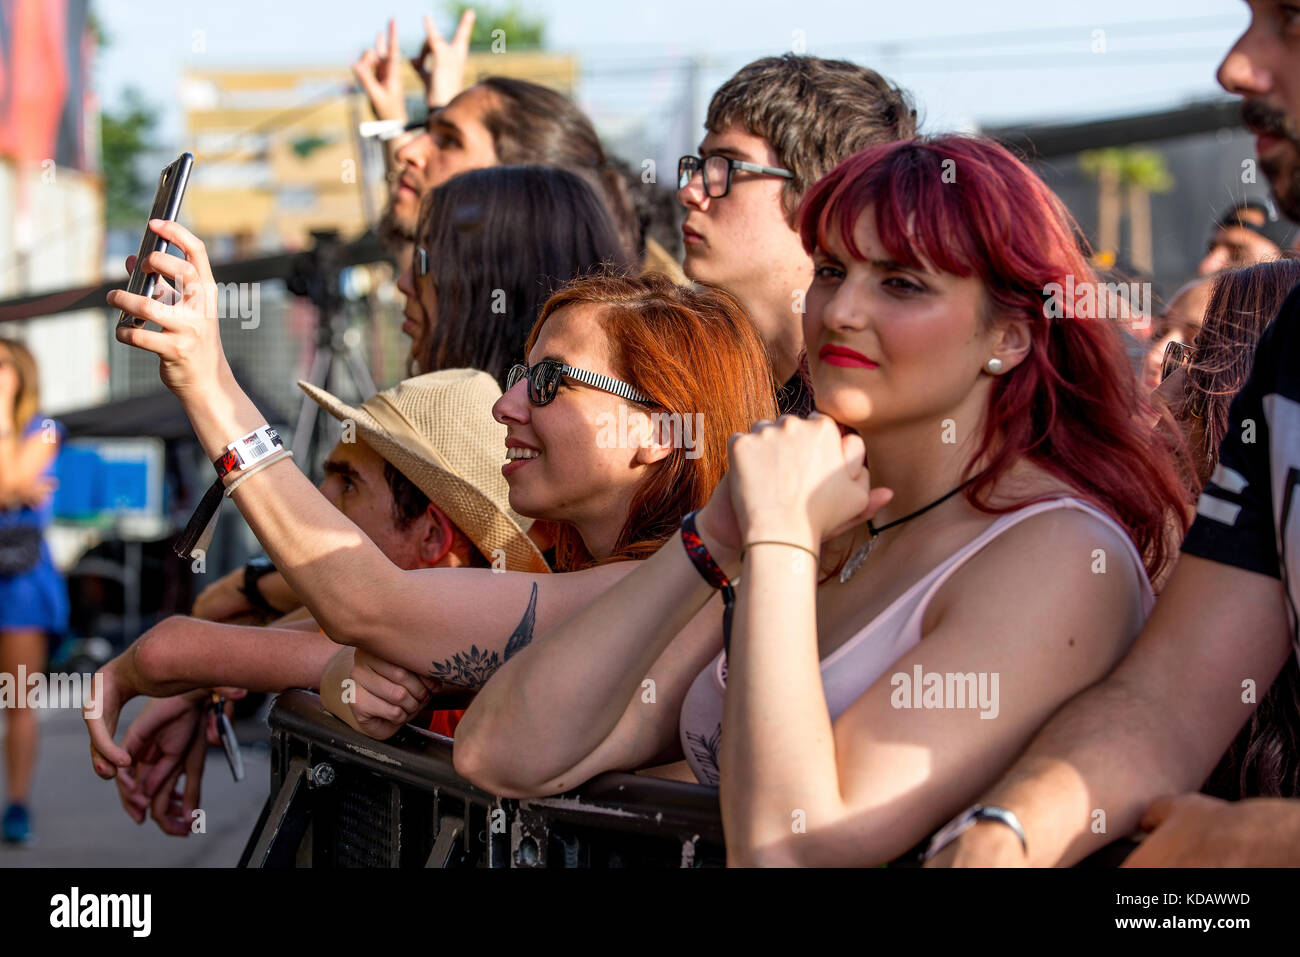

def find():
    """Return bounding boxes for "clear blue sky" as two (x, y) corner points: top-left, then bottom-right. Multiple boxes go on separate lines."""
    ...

(93, 0), (1251, 146)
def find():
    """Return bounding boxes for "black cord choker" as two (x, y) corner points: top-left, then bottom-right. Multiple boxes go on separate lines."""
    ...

(840, 479), (973, 583)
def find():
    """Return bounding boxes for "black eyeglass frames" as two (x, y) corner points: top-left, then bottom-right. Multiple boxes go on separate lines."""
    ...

(677, 154), (793, 198)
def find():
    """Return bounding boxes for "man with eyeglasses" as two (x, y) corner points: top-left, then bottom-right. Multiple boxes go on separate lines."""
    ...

(930, 0), (1300, 868)
(677, 55), (916, 416)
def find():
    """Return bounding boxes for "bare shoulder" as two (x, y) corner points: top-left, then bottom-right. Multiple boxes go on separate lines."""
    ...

(973, 502), (1138, 592)
(925, 498), (1146, 651)
(974, 466), (1140, 590)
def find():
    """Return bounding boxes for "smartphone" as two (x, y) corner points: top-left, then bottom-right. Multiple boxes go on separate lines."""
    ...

(117, 152), (194, 328)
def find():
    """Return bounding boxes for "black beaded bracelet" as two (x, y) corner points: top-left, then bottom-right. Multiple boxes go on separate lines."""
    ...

(680, 510), (736, 657)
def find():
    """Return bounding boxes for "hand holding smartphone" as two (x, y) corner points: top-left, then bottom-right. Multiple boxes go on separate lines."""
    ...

(117, 152), (194, 328)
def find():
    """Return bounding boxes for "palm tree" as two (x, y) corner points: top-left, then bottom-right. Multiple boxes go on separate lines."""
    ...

(1120, 149), (1174, 275)
(1080, 148), (1124, 263)
(1079, 147), (1174, 274)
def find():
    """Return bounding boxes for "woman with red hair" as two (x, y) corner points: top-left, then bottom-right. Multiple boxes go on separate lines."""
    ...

(455, 135), (1191, 866)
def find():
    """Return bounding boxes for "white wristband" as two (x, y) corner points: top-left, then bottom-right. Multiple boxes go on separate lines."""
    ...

(224, 449), (294, 496)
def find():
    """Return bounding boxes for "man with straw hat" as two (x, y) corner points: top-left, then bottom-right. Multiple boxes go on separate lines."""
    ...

(86, 370), (548, 835)
(296, 367), (549, 578)
(192, 368), (548, 623)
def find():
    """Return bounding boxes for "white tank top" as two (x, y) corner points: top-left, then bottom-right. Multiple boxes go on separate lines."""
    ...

(677, 497), (1153, 785)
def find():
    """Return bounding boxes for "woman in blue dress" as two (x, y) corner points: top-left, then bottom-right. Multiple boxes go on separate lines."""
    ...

(0, 337), (67, 845)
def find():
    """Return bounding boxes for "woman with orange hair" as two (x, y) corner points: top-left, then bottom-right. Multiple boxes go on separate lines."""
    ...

(90, 260), (776, 780)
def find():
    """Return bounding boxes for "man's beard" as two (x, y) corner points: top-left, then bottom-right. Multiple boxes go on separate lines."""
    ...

(377, 202), (416, 249)
(1243, 99), (1300, 222)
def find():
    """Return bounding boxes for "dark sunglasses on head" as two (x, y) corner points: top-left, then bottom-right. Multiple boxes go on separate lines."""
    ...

(506, 359), (650, 406)
(1160, 339), (1194, 383)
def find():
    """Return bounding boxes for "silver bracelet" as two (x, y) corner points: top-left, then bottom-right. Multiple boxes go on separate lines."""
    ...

(224, 449), (294, 496)
(921, 804), (1028, 862)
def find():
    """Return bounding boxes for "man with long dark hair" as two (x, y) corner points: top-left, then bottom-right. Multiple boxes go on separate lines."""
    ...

(351, 15), (644, 262)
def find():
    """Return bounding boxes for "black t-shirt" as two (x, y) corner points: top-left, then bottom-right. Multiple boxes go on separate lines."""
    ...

(1181, 282), (1300, 649)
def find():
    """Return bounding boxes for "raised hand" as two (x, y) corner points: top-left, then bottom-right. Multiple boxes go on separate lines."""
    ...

(352, 18), (408, 123)
(109, 220), (231, 405)
(411, 9), (475, 109)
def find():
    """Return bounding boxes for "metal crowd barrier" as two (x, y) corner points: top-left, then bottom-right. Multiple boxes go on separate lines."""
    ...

(239, 690), (727, 868)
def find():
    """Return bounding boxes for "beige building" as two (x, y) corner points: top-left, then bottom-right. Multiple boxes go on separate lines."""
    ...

(180, 53), (578, 251)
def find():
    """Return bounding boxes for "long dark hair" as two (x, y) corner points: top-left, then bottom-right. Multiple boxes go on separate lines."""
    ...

(476, 76), (640, 258)
(411, 165), (630, 386)
(1174, 255), (1300, 484)
(1181, 257), (1300, 800)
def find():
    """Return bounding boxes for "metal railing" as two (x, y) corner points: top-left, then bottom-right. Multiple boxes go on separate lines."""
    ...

(240, 690), (727, 868)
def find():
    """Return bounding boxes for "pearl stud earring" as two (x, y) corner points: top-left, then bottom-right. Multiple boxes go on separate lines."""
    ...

(985, 357), (1004, 374)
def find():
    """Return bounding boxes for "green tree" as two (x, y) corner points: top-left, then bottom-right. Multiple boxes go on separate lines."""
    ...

(1079, 147), (1174, 274)
(1079, 148), (1125, 262)
(449, 2), (545, 51)
(1119, 149), (1174, 275)
(100, 88), (158, 228)
(86, 8), (107, 47)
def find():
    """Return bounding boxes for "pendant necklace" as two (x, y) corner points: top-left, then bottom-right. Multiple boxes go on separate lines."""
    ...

(839, 479), (973, 584)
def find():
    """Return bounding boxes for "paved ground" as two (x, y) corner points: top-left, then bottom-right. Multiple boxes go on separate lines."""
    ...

(0, 696), (272, 867)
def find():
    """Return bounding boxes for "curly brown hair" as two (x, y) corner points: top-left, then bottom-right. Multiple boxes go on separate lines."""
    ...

(706, 55), (916, 220)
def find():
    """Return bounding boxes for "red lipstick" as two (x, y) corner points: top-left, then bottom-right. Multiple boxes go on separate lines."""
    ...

(818, 344), (878, 369)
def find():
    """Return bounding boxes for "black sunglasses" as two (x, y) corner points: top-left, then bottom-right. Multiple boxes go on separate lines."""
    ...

(506, 359), (650, 406)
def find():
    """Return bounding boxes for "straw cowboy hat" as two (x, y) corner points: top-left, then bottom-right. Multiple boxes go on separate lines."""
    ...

(298, 369), (549, 574)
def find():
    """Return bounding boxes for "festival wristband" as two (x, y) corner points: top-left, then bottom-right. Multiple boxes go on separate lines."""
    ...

(214, 425), (283, 480)
(681, 510), (737, 657)
(173, 425), (284, 560)
(224, 448), (293, 496)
